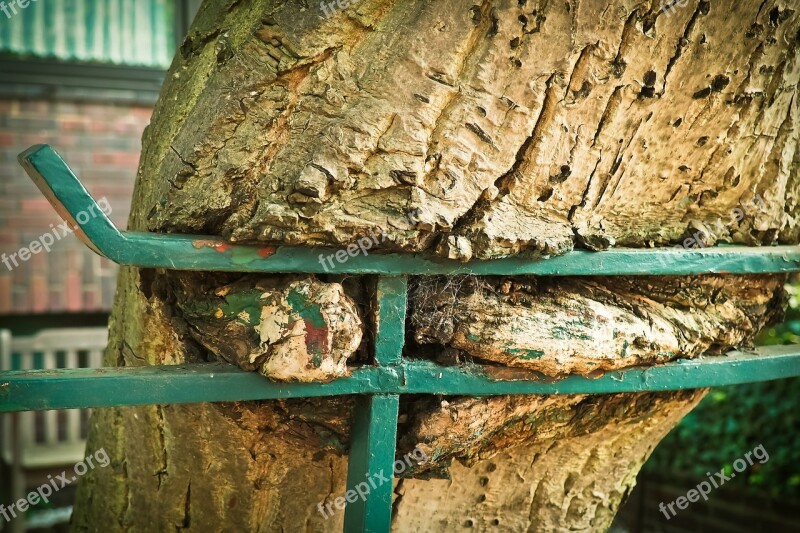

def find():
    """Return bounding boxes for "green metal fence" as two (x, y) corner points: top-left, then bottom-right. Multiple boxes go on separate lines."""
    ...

(4, 144), (800, 532)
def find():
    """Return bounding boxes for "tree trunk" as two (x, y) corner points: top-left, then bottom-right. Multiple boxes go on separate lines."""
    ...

(73, 0), (798, 531)
(393, 389), (704, 532)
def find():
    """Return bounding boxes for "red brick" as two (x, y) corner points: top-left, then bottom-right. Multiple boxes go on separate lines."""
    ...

(29, 248), (47, 271)
(59, 117), (89, 133)
(114, 152), (140, 167)
(30, 274), (48, 313)
(84, 288), (100, 310)
(114, 121), (145, 135)
(91, 152), (140, 167)
(55, 135), (78, 148)
(89, 121), (111, 134)
(1, 97), (142, 315)
(3, 215), (58, 231)
(20, 198), (52, 212)
(0, 276), (11, 313)
(92, 153), (115, 165)
(65, 271), (82, 311)
(132, 107), (153, 120)
(0, 232), (17, 245)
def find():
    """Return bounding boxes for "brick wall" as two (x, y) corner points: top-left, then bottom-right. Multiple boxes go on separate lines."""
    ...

(0, 99), (150, 314)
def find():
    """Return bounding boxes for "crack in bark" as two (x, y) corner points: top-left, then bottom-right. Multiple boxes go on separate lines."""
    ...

(180, 28), (223, 60)
(569, 151), (602, 223)
(606, 118), (644, 201)
(156, 407), (168, 490)
(610, 10), (639, 79)
(176, 483), (191, 531)
(662, 2), (706, 95)
(564, 43), (598, 104)
(590, 85), (625, 148)
(391, 478), (406, 525)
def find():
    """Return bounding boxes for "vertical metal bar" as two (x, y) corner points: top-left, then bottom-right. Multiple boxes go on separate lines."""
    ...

(343, 394), (400, 533)
(374, 276), (407, 366)
(342, 276), (407, 532)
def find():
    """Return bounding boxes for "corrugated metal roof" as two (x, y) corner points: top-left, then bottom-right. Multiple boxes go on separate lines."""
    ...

(0, 0), (176, 69)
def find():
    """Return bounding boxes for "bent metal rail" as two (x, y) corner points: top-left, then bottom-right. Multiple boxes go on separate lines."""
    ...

(4, 144), (800, 532)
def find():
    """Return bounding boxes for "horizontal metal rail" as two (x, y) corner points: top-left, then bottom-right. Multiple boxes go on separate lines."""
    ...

(14, 144), (800, 533)
(18, 144), (800, 276)
(2, 346), (800, 412)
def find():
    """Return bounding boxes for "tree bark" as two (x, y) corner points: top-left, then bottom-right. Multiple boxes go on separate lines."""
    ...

(393, 390), (705, 532)
(73, 0), (798, 531)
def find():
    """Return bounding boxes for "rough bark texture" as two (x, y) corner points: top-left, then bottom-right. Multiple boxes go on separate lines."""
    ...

(142, 0), (799, 260)
(72, 0), (798, 531)
(411, 274), (786, 375)
(71, 267), (357, 532)
(393, 389), (705, 532)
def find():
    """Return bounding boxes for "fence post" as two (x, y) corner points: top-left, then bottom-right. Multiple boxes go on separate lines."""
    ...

(343, 276), (407, 532)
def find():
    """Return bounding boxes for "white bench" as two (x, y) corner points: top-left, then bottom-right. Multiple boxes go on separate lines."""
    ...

(0, 328), (106, 532)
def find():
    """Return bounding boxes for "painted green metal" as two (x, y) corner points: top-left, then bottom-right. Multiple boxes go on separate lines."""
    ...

(343, 394), (400, 533)
(374, 277), (408, 365)
(17, 145), (800, 277)
(2, 346), (800, 412)
(12, 144), (800, 533)
(342, 278), (405, 530)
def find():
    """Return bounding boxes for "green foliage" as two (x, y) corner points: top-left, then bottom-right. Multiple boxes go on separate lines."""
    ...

(757, 283), (800, 346)
(644, 284), (800, 497)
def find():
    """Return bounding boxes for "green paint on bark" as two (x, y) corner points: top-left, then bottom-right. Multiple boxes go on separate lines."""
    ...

(507, 348), (545, 360)
(286, 287), (328, 366)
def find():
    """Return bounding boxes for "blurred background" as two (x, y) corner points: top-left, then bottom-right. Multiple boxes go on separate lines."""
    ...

(0, 2), (797, 532)
(0, 2), (200, 531)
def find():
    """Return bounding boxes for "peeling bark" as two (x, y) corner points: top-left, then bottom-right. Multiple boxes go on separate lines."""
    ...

(411, 274), (785, 376)
(172, 274), (363, 382)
